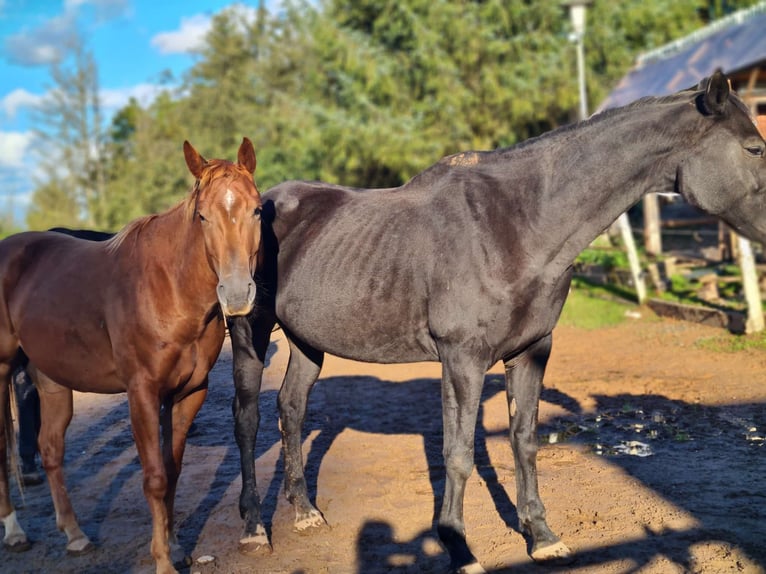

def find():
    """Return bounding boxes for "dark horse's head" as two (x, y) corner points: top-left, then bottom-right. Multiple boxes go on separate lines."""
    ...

(675, 70), (766, 243)
(184, 137), (262, 317)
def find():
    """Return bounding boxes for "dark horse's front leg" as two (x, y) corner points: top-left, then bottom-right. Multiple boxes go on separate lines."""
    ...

(505, 333), (572, 564)
(229, 313), (274, 555)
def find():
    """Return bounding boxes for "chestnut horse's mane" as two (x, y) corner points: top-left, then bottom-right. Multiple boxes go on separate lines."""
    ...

(105, 159), (247, 254)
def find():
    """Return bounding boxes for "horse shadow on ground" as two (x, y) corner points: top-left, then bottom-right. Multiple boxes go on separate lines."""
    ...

(10, 341), (766, 574)
(5, 342), (278, 574)
(349, 387), (766, 573)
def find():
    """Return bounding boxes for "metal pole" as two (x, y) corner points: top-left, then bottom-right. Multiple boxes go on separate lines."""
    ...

(576, 35), (588, 121)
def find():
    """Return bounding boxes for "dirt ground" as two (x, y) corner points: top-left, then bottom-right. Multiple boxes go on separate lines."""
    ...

(4, 312), (766, 574)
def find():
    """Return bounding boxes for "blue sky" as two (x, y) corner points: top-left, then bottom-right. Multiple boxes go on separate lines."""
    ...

(0, 0), (279, 224)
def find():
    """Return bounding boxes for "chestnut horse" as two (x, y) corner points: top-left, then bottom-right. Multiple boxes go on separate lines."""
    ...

(229, 71), (766, 573)
(0, 138), (263, 574)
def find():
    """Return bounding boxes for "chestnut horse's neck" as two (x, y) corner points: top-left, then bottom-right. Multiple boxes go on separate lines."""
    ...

(108, 195), (219, 313)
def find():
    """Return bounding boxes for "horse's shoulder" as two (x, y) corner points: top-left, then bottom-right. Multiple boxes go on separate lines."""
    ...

(266, 181), (356, 217)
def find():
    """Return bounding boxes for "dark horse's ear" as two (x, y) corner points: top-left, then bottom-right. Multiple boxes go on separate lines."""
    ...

(238, 137), (257, 174)
(699, 69), (729, 116)
(183, 140), (207, 179)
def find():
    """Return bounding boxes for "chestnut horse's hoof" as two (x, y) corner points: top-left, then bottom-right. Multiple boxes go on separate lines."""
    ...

(530, 540), (574, 565)
(238, 526), (272, 557)
(66, 533), (96, 556)
(66, 540), (95, 556)
(4, 538), (32, 553)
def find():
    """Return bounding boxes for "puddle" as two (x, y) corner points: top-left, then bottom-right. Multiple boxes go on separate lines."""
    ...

(539, 402), (765, 458)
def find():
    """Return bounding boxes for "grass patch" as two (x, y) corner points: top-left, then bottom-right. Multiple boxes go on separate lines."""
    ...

(559, 280), (638, 330)
(696, 330), (766, 353)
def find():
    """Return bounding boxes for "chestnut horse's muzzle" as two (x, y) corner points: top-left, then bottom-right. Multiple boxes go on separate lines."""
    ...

(217, 273), (256, 316)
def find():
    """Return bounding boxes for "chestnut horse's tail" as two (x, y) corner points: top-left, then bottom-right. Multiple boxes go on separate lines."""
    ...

(6, 376), (25, 500)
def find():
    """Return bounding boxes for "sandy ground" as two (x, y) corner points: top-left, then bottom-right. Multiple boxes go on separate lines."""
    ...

(3, 312), (766, 574)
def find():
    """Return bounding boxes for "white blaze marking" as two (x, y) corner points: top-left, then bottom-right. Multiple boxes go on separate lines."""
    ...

(225, 188), (237, 221)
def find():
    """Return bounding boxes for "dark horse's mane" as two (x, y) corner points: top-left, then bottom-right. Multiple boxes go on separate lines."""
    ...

(507, 85), (751, 156)
(507, 90), (699, 154)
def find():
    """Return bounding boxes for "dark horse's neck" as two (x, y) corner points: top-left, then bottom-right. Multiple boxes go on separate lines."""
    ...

(492, 93), (701, 273)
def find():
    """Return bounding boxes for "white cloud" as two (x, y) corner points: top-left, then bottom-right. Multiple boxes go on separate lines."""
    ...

(100, 83), (169, 110)
(1, 89), (43, 118)
(4, 0), (129, 67)
(65, 0), (130, 22)
(4, 13), (79, 66)
(0, 131), (34, 169)
(151, 14), (211, 55)
(150, 4), (265, 56)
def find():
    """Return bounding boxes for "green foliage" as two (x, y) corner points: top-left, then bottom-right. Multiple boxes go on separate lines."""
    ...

(558, 282), (637, 330)
(24, 0), (764, 227)
(575, 248), (629, 271)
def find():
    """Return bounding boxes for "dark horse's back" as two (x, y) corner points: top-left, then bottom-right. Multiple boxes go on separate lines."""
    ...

(261, 155), (558, 366)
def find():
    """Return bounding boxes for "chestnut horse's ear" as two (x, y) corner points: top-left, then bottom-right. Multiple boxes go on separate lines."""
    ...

(184, 140), (207, 179)
(238, 137), (257, 174)
(701, 69), (729, 116)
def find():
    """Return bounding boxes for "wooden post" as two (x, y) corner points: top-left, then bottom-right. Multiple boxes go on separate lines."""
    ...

(617, 212), (646, 304)
(643, 193), (662, 256)
(737, 235), (764, 333)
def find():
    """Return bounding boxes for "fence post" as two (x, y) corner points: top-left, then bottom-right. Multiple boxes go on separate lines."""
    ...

(617, 212), (646, 304)
(737, 235), (764, 333)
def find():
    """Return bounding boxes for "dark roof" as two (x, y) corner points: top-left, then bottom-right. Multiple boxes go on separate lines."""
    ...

(600, 4), (766, 110)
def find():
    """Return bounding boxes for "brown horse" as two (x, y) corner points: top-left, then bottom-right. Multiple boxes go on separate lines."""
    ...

(0, 138), (263, 574)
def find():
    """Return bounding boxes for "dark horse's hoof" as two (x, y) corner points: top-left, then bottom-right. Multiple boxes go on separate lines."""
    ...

(531, 540), (575, 565)
(238, 528), (273, 557)
(454, 562), (487, 574)
(238, 540), (273, 557)
(173, 554), (193, 569)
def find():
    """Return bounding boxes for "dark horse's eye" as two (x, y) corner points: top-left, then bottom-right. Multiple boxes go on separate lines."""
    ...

(746, 145), (765, 158)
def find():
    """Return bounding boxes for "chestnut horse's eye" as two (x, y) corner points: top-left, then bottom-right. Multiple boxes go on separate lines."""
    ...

(253, 207), (262, 218)
(197, 212), (207, 222)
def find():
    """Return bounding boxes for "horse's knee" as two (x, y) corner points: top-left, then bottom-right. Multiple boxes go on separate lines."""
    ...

(143, 470), (168, 500)
(444, 449), (474, 482)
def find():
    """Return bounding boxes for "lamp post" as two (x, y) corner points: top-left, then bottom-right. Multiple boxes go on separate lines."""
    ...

(563, 0), (593, 121)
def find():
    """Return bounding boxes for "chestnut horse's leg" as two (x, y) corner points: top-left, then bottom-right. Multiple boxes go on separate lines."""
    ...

(504, 334), (572, 564)
(126, 381), (176, 574)
(229, 313), (275, 554)
(0, 362), (29, 552)
(161, 381), (208, 565)
(33, 369), (93, 555)
(277, 336), (325, 532)
(436, 349), (488, 574)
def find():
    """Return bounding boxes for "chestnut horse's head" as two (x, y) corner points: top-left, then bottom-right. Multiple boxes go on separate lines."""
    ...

(184, 137), (262, 317)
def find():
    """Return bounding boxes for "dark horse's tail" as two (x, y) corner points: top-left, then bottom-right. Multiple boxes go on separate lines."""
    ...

(6, 374), (23, 499)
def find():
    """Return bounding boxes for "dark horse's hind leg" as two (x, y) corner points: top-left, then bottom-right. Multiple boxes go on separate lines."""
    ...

(277, 335), (326, 532)
(230, 314), (275, 555)
(504, 334), (572, 564)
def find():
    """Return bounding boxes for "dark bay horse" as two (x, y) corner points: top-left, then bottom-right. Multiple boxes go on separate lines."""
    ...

(0, 138), (263, 574)
(229, 71), (766, 573)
